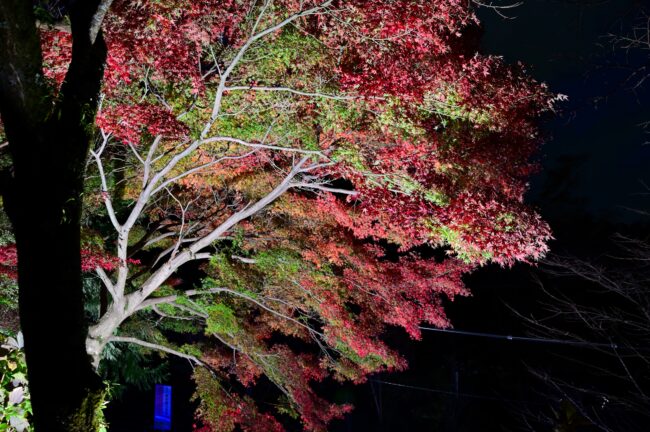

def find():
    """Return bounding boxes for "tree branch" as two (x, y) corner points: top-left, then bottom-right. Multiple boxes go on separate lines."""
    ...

(136, 287), (230, 311)
(108, 336), (205, 366)
(199, 0), (334, 139)
(150, 149), (258, 195)
(90, 132), (121, 230)
(291, 182), (359, 196)
(152, 305), (203, 320)
(232, 255), (257, 264)
(95, 267), (118, 303)
(199, 136), (324, 156)
(225, 86), (358, 100)
(89, 0), (115, 44)
(128, 156), (311, 309)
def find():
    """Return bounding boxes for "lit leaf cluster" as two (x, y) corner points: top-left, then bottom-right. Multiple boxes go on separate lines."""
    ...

(12, 1), (564, 431)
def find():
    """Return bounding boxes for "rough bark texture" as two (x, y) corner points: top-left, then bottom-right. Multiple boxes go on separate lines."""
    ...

(0, 1), (108, 430)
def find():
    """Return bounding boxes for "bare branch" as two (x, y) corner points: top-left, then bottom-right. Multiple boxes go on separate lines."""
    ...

(471, 0), (522, 20)
(152, 305), (203, 320)
(90, 132), (121, 230)
(143, 231), (177, 248)
(128, 142), (145, 166)
(232, 255), (257, 264)
(136, 287), (230, 311)
(109, 336), (205, 366)
(199, 136), (324, 156)
(89, 0), (115, 44)
(251, 0), (273, 36)
(164, 188), (188, 260)
(291, 182), (359, 196)
(95, 267), (118, 303)
(143, 135), (162, 188)
(151, 237), (201, 268)
(225, 86), (358, 100)
(212, 287), (326, 338)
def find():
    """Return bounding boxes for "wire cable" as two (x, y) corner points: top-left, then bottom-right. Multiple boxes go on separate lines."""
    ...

(370, 379), (551, 405)
(418, 326), (623, 349)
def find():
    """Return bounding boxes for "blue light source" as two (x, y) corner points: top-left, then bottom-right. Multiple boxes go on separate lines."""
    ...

(154, 384), (172, 431)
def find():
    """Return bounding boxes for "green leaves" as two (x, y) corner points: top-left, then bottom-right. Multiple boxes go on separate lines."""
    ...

(331, 145), (368, 171)
(205, 303), (239, 336)
(207, 253), (247, 290)
(254, 248), (302, 281)
(99, 340), (168, 394)
(0, 333), (32, 432)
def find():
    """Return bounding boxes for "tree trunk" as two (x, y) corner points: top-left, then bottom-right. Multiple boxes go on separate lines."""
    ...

(7, 152), (105, 430)
(3, 106), (108, 431)
(0, 2), (109, 429)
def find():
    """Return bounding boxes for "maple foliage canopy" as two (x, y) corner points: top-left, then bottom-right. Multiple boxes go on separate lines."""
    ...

(0, 0), (559, 430)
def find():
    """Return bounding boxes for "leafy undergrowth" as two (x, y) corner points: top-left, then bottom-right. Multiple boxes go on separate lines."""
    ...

(0, 333), (31, 432)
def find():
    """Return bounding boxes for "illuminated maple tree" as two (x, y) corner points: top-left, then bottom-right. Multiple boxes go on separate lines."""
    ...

(0, 0), (560, 430)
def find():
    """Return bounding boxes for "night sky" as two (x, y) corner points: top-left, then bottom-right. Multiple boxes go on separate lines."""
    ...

(480, 0), (650, 222)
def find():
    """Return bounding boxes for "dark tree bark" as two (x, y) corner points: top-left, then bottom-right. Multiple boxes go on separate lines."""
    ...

(0, 1), (110, 430)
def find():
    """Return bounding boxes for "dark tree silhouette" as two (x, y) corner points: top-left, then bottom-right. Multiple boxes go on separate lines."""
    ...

(0, 1), (111, 430)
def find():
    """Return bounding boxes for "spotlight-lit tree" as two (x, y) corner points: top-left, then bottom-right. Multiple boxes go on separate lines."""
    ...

(1, 1), (559, 430)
